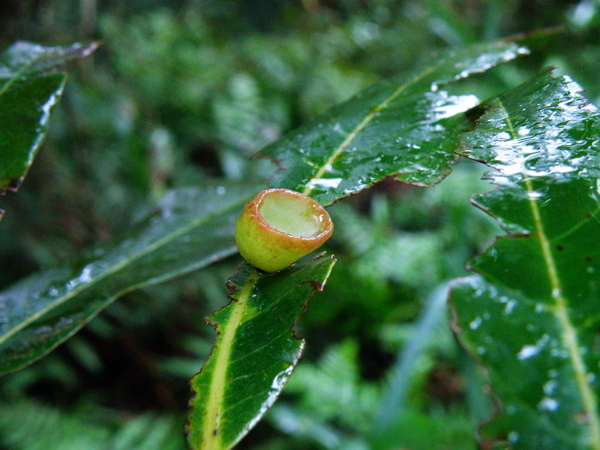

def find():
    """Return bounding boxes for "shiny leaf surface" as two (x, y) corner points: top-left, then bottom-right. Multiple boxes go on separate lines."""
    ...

(0, 74), (65, 192)
(186, 255), (335, 450)
(259, 40), (528, 205)
(451, 72), (600, 449)
(0, 41), (98, 196)
(0, 185), (254, 375)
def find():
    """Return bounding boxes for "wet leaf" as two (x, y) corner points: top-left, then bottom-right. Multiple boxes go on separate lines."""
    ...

(0, 41), (99, 78)
(451, 72), (600, 448)
(0, 42), (98, 200)
(0, 185), (254, 375)
(259, 40), (529, 206)
(186, 254), (335, 450)
(0, 74), (65, 193)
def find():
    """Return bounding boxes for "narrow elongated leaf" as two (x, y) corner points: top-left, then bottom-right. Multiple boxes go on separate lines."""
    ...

(0, 41), (98, 195)
(0, 74), (65, 191)
(186, 254), (336, 450)
(259, 40), (529, 206)
(450, 72), (600, 449)
(0, 184), (254, 375)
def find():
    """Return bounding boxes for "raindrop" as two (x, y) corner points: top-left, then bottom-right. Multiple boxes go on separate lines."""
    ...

(469, 317), (482, 330)
(588, 373), (596, 384)
(305, 178), (342, 190)
(517, 334), (550, 360)
(538, 397), (559, 412)
(518, 345), (539, 360)
(504, 300), (516, 315)
(527, 191), (543, 200)
(543, 379), (558, 395)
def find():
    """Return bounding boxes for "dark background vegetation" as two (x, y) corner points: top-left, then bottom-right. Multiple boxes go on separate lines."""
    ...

(1, 1), (599, 448)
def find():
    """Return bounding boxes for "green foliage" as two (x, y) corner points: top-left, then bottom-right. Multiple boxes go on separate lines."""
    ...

(2, 1), (600, 449)
(451, 72), (600, 448)
(0, 184), (253, 374)
(0, 42), (96, 202)
(0, 399), (186, 450)
(187, 256), (335, 449)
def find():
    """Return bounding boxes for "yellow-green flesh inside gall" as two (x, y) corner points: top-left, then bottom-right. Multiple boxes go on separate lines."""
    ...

(259, 194), (322, 237)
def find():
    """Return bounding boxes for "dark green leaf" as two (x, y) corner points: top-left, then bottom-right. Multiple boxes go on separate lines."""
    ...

(0, 74), (66, 192)
(0, 185), (254, 375)
(186, 254), (336, 450)
(451, 72), (600, 449)
(0, 41), (98, 197)
(259, 40), (529, 205)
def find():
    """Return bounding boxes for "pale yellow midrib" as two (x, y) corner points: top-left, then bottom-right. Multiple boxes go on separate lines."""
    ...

(301, 66), (436, 197)
(499, 101), (600, 448)
(200, 269), (259, 449)
(0, 194), (250, 348)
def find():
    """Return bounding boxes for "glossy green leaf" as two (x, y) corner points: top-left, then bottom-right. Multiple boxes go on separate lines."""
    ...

(0, 185), (254, 375)
(0, 41), (98, 197)
(186, 254), (336, 450)
(0, 74), (65, 192)
(259, 40), (529, 206)
(450, 72), (600, 449)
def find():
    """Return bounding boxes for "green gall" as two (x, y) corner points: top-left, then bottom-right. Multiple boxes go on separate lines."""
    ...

(234, 189), (333, 272)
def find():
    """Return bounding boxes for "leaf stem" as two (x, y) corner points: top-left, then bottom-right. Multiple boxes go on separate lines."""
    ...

(499, 100), (600, 448)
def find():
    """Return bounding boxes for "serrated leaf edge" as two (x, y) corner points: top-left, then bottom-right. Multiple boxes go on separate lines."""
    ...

(187, 255), (335, 449)
(297, 42), (528, 201)
(460, 94), (600, 448)
(198, 267), (261, 450)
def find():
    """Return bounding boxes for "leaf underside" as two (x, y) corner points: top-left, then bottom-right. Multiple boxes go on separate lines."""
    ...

(450, 71), (600, 449)
(0, 185), (254, 375)
(186, 255), (336, 450)
(259, 40), (529, 206)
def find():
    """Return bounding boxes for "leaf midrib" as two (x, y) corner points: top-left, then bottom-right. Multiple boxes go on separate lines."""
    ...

(301, 66), (438, 198)
(200, 268), (261, 450)
(498, 99), (600, 449)
(0, 192), (252, 348)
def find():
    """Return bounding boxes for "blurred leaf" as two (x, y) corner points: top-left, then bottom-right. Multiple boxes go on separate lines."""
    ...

(259, 40), (529, 206)
(0, 41), (99, 78)
(268, 339), (378, 449)
(0, 184), (254, 375)
(0, 399), (186, 450)
(450, 72), (600, 448)
(0, 41), (98, 201)
(186, 255), (336, 450)
(372, 286), (451, 433)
